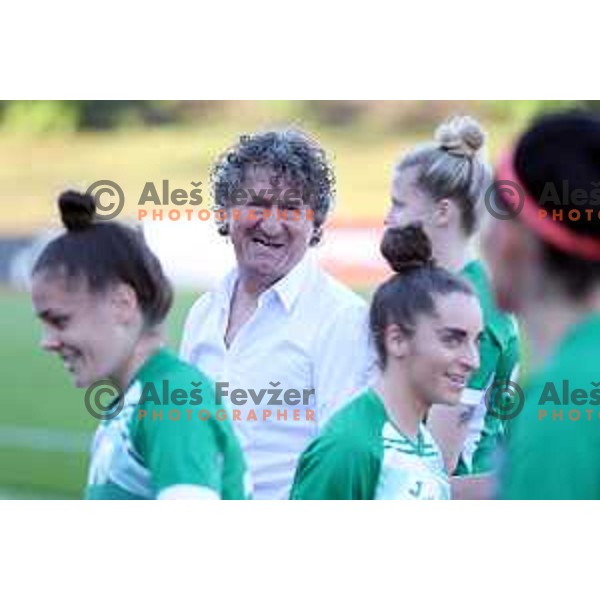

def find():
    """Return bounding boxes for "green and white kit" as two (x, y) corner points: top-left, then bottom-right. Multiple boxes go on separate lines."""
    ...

(454, 260), (520, 475)
(290, 388), (449, 500)
(86, 349), (249, 500)
(502, 314), (600, 499)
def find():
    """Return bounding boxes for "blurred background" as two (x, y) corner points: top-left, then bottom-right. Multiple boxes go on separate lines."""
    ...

(0, 100), (596, 499)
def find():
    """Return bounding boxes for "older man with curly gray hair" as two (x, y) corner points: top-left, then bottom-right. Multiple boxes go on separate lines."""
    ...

(181, 128), (375, 499)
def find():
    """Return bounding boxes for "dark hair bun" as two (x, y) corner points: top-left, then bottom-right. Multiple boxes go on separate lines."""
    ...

(59, 190), (96, 232)
(380, 224), (435, 273)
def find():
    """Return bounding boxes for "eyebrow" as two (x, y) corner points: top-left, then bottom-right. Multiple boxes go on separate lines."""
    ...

(438, 327), (483, 341)
(37, 309), (66, 322)
(439, 327), (467, 337)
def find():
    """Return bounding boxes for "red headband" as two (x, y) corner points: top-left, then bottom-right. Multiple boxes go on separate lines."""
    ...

(495, 151), (600, 261)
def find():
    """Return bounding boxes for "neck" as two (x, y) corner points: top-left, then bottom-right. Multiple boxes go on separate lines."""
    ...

(113, 331), (164, 390)
(237, 271), (276, 299)
(521, 283), (600, 368)
(432, 231), (475, 273)
(374, 366), (428, 441)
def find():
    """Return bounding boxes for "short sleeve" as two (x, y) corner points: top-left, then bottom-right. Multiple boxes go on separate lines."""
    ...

(137, 406), (224, 497)
(290, 434), (379, 500)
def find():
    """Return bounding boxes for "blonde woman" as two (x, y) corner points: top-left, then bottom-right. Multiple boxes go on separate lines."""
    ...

(383, 116), (520, 498)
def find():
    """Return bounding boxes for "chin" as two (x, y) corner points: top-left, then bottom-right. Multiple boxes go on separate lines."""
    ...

(435, 389), (462, 406)
(70, 368), (98, 389)
(447, 394), (462, 406)
(249, 263), (286, 282)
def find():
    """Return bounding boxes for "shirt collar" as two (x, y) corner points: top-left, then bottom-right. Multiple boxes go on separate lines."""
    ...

(218, 251), (316, 314)
(270, 252), (315, 313)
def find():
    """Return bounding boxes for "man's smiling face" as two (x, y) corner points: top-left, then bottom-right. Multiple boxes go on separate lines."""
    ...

(228, 165), (314, 286)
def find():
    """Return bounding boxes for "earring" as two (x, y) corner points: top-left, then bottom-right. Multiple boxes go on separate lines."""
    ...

(310, 226), (322, 246)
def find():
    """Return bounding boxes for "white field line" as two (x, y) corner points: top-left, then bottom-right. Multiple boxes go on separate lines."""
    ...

(0, 425), (91, 453)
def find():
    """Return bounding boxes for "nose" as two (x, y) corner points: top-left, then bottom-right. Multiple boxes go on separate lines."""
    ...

(256, 209), (284, 234)
(461, 341), (480, 374)
(40, 328), (62, 353)
(384, 207), (398, 228)
(384, 209), (392, 227)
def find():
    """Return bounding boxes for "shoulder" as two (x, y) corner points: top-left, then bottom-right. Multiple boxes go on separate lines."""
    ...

(183, 270), (236, 327)
(182, 290), (218, 331)
(313, 267), (368, 311)
(292, 391), (384, 499)
(155, 350), (208, 381)
(302, 268), (369, 330)
(137, 350), (216, 408)
(319, 390), (386, 449)
(180, 278), (232, 360)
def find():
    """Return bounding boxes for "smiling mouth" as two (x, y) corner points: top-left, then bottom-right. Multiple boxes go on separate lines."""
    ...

(252, 236), (285, 249)
(445, 373), (468, 389)
(60, 351), (82, 373)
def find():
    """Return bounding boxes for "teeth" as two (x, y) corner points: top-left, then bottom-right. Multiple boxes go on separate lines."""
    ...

(253, 238), (283, 248)
(62, 353), (80, 372)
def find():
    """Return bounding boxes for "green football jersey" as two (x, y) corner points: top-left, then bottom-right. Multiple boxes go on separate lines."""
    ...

(502, 314), (600, 499)
(454, 260), (520, 475)
(85, 349), (249, 500)
(290, 388), (449, 500)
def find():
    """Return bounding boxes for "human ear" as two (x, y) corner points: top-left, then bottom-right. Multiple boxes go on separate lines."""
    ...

(432, 198), (452, 228)
(108, 283), (139, 326)
(384, 323), (410, 360)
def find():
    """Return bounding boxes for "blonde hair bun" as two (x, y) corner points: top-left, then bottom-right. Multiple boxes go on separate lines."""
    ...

(435, 115), (486, 159)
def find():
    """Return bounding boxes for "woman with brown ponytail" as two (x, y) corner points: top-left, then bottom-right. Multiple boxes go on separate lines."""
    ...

(290, 225), (483, 500)
(383, 116), (520, 499)
(31, 191), (248, 500)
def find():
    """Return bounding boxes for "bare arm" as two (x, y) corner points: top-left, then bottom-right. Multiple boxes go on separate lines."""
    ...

(427, 402), (474, 474)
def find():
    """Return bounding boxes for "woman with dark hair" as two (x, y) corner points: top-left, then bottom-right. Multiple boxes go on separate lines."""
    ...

(290, 225), (483, 500)
(31, 191), (248, 500)
(384, 116), (520, 498)
(484, 111), (600, 499)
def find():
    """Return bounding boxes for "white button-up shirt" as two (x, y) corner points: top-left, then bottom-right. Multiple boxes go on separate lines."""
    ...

(180, 252), (376, 499)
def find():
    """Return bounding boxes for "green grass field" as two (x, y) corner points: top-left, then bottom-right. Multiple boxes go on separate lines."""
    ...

(0, 287), (200, 499)
(0, 284), (373, 499)
(0, 107), (523, 499)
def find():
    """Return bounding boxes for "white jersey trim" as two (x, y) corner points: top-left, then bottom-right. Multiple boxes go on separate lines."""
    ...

(157, 485), (220, 500)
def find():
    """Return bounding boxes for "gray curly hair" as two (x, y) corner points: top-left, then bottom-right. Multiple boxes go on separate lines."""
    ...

(210, 128), (336, 245)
